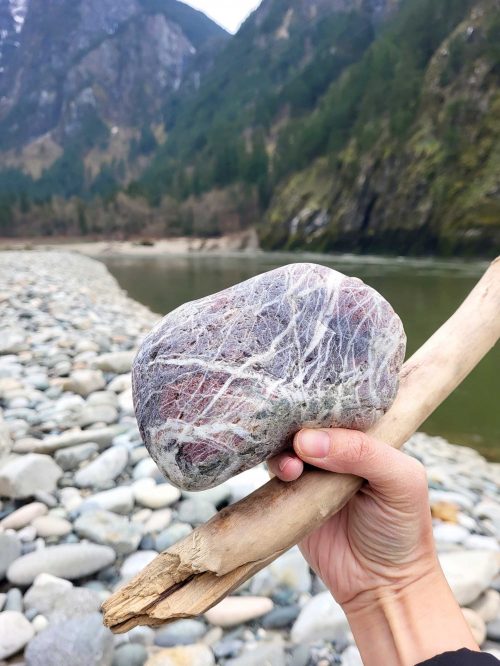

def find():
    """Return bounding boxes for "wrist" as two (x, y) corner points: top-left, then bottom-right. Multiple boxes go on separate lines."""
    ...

(343, 565), (478, 666)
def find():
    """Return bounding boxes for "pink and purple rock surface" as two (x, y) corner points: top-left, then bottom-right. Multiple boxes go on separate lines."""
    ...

(132, 263), (406, 491)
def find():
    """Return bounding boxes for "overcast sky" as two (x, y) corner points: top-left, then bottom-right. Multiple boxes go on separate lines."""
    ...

(183, 0), (263, 34)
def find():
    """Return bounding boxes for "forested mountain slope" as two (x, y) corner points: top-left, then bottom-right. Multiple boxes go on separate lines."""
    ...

(1, 0), (499, 257)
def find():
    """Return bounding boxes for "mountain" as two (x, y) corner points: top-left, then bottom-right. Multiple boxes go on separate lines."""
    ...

(0, 0), (228, 213)
(1, 0), (499, 258)
(262, 0), (500, 256)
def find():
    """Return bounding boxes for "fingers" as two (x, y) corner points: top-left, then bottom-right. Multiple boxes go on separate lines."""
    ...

(267, 452), (304, 482)
(294, 428), (428, 499)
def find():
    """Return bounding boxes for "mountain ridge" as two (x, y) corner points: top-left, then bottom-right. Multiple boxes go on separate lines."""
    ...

(1, 0), (499, 257)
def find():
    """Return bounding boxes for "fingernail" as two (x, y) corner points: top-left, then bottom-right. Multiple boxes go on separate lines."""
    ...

(297, 430), (330, 458)
(278, 457), (292, 472)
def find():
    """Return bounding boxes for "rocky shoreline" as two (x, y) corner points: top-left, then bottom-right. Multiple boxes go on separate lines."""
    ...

(0, 251), (499, 666)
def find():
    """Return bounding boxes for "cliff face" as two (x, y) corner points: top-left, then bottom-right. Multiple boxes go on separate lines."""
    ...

(0, 0), (227, 164)
(260, 0), (500, 256)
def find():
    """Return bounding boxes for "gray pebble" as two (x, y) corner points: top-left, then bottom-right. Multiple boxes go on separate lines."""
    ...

(112, 643), (148, 666)
(262, 605), (300, 629)
(177, 499), (217, 526)
(155, 523), (192, 551)
(487, 618), (500, 642)
(154, 619), (207, 647)
(5, 587), (23, 612)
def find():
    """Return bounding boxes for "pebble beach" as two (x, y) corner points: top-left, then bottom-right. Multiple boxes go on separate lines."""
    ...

(0, 251), (499, 666)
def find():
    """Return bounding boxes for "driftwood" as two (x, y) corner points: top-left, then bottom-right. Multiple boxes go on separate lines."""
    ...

(103, 257), (500, 633)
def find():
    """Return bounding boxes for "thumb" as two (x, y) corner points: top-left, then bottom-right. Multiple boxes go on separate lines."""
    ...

(294, 428), (427, 499)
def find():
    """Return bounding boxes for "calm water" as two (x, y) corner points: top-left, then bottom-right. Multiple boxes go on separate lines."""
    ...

(102, 253), (500, 460)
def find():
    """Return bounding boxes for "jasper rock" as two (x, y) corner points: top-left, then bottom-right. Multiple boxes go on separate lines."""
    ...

(133, 263), (405, 490)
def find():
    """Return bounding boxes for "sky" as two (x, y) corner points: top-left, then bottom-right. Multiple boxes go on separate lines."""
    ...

(182, 0), (263, 34)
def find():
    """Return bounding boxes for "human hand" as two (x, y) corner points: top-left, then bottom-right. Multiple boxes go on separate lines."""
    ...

(268, 428), (438, 607)
(268, 428), (478, 665)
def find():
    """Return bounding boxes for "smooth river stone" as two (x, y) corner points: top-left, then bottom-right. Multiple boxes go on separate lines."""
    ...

(133, 263), (406, 490)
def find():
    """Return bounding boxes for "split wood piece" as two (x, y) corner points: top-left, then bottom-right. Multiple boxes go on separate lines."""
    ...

(103, 257), (500, 633)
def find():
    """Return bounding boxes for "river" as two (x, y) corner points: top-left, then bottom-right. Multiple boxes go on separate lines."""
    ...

(102, 252), (499, 461)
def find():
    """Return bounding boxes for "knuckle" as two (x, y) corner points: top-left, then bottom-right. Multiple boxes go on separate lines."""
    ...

(342, 431), (372, 464)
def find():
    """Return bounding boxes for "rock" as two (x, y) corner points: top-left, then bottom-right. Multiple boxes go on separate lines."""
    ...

(464, 535), (500, 551)
(182, 484), (231, 508)
(119, 388), (135, 415)
(289, 645), (310, 666)
(93, 352), (136, 374)
(155, 523), (192, 551)
(7, 543), (116, 585)
(74, 446), (128, 488)
(32, 614), (49, 633)
(133, 479), (181, 510)
(0, 415), (12, 460)
(251, 548), (311, 595)
(34, 425), (127, 454)
(108, 374), (132, 393)
(462, 608), (487, 646)
(177, 499), (217, 526)
(0, 532), (21, 578)
(226, 467), (270, 503)
(0, 610), (35, 659)
(439, 551), (500, 605)
(201, 627), (223, 647)
(133, 457), (162, 480)
(64, 369), (106, 397)
(145, 645), (215, 666)
(54, 443), (99, 471)
(77, 405), (119, 427)
(19, 524), (37, 542)
(213, 638), (243, 660)
(59, 487), (83, 512)
(133, 263), (405, 490)
(32, 515), (72, 538)
(144, 509), (172, 533)
(428, 490), (475, 512)
(24, 583), (101, 621)
(25, 612), (114, 666)
(33, 573), (73, 589)
(4, 587), (22, 612)
(433, 523), (470, 545)
(291, 591), (349, 643)
(154, 619), (207, 647)
(1, 501), (48, 529)
(0, 329), (25, 355)
(81, 486), (135, 514)
(487, 617), (500, 641)
(468, 590), (500, 623)
(125, 625), (156, 647)
(341, 646), (363, 666)
(34, 491), (58, 508)
(261, 605), (301, 629)
(121, 551), (158, 581)
(112, 643), (148, 666)
(0, 454), (62, 498)
(74, 509), (143, 555)
(204, 597), (274, 628)
(226, 641), (286, 666)
(87, 391), (119, 408)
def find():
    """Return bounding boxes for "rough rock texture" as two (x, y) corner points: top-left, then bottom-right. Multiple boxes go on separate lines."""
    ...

(24, 612), (114, 666)
(133, 263), (405, 490)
